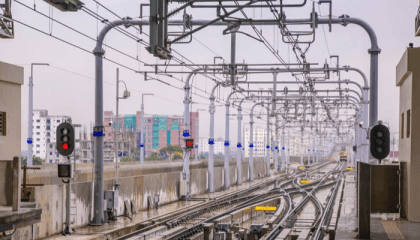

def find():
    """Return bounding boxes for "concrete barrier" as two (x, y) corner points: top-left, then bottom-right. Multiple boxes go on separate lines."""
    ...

(19, 158), (268, 239)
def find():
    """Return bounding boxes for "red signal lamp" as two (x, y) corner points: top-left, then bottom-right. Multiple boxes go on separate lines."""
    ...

(185, 139), (194, 149)
(61, 143), (69, 150)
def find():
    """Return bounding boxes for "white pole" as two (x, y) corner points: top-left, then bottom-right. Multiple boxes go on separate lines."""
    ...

(249, 111), (254, 182)
(28, 76), (33, 167)
(236, 107), (242, 185)
(265, 107), (270, 177)
(224, 104), (230, 188)
(114, 68), (120, 214)
(208, 98), (215, 192)
(281, 125), (285, 171)
(140, 102), (145, 164)
(195, 116), (199, 162)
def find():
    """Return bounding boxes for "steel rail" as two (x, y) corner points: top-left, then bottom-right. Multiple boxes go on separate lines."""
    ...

(263, 162), (340, 240)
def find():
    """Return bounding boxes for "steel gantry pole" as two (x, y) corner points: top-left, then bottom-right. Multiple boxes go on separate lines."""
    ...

(265, 106), (271, 177)
(249, 102), (263, 182)
(114, 68), (120, 214)
(281, 124), (286, 171)
(287, 129), (290, 167)
(224, 99), (231, 188)
(140, 93), (153, 164)
(27, 63), (49, 167)
(300, 128), (304, 165)
(223, 90), (244, 187)
(208, 82), (222, 192)
(182, 68), (202, 199)
(235, 97), (250, 185)
(236, 102), (243, 185)
(91, 18), (147, 225)
(273, 120), (279, 174)
(194, 109), (205, 162)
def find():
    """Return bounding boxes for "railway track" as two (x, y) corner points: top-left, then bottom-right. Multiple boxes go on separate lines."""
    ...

(117, 160), (346, 240)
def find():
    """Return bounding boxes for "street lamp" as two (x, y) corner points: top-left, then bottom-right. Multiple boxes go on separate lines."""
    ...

(114, 68), (130, 216)
(140, 93), (154, 164)
(194, 109), (206, 162)
(27, 63), (49, 167)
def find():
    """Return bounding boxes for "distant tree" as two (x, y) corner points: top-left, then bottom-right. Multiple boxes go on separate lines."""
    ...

(146, 152), (161, 161)
(159, 145), (183, 160)
(120, 156), (134, 162)
(21, 156), (43, 166)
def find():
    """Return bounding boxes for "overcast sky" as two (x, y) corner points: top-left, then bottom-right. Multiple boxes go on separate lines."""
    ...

(1, 0), (418, 150)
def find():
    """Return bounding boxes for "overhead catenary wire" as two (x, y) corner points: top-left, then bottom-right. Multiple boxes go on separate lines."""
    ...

(13, 1), (227, 102)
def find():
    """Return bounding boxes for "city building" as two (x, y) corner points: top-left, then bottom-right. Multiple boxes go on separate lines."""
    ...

(32, 110), (71, 160)
(199, 137), (225, 155)
(104, 111), (199, 158)
(244, 127), (269, 158)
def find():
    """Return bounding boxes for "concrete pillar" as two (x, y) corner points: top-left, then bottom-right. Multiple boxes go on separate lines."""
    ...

(12, 156), (21, 211)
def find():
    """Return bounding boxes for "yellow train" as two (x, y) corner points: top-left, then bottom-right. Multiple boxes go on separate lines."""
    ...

(339, 150), (348, 162)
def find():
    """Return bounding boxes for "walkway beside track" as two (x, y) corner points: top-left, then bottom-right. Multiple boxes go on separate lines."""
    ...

(335, 171), (420, 240)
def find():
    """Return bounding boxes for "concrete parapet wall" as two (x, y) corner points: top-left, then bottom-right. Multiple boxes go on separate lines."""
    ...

(21, 157), (268, 239)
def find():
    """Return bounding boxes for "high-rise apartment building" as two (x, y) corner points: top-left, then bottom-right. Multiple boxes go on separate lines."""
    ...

(198, 137), (225, 155)
(32, 110), (71, 160)
(104, 111), (199, 157)
(244, 127), (269, 158)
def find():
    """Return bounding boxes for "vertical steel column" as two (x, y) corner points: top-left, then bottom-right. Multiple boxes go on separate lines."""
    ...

(230, 32), (236, 85)
(27, 63), (48, 167)
(91, 19), (145, 225)
(224, 103), (230, 188)
(274, 123), (279, 173)
(140, 102), (145, 164)
(249, 115), (254, 182)
(195, 117), (199, 162)
(183, 80), (191, 197)
(300, 130), (303, 165)
(66, 177), (72, 234)
(281, 125), (285, 171)
(208, 96), (215, 192)
(265, 107), (270, 177)
(28, 76), (33, 167)
(307, 135), (310, 165)
(92, 46), (105, 225)
(249, 103), (263, 182)
(287, 129), (290, 167)
(362, 88), (369, 162)
(369, 51), (379, 128)
(271, 71), (278, 115)
(236, 106), (242, 185)
(114, 68), (120, 213)
(312, 137), (315, 164)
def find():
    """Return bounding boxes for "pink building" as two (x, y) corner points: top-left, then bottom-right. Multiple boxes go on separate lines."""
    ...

(104, 111), (199, 157)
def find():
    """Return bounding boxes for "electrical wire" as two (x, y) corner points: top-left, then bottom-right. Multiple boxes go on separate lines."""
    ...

(13, 1), (226, 102)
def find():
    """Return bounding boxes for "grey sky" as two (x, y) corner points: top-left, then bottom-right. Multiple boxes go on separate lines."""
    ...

(0, 0), (417, 150)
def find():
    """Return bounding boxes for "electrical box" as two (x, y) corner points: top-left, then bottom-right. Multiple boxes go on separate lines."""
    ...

(57, 164), (72, 178)
(104, 190), (115, 209)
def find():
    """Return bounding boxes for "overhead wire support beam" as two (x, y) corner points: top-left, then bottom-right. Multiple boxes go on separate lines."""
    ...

(169, 0), (260, 44)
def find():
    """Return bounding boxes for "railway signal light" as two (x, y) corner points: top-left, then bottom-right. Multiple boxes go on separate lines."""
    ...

(56, 122), (75, 156)
(370, 123), (390, 161)
(185, 139), (194, 149)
